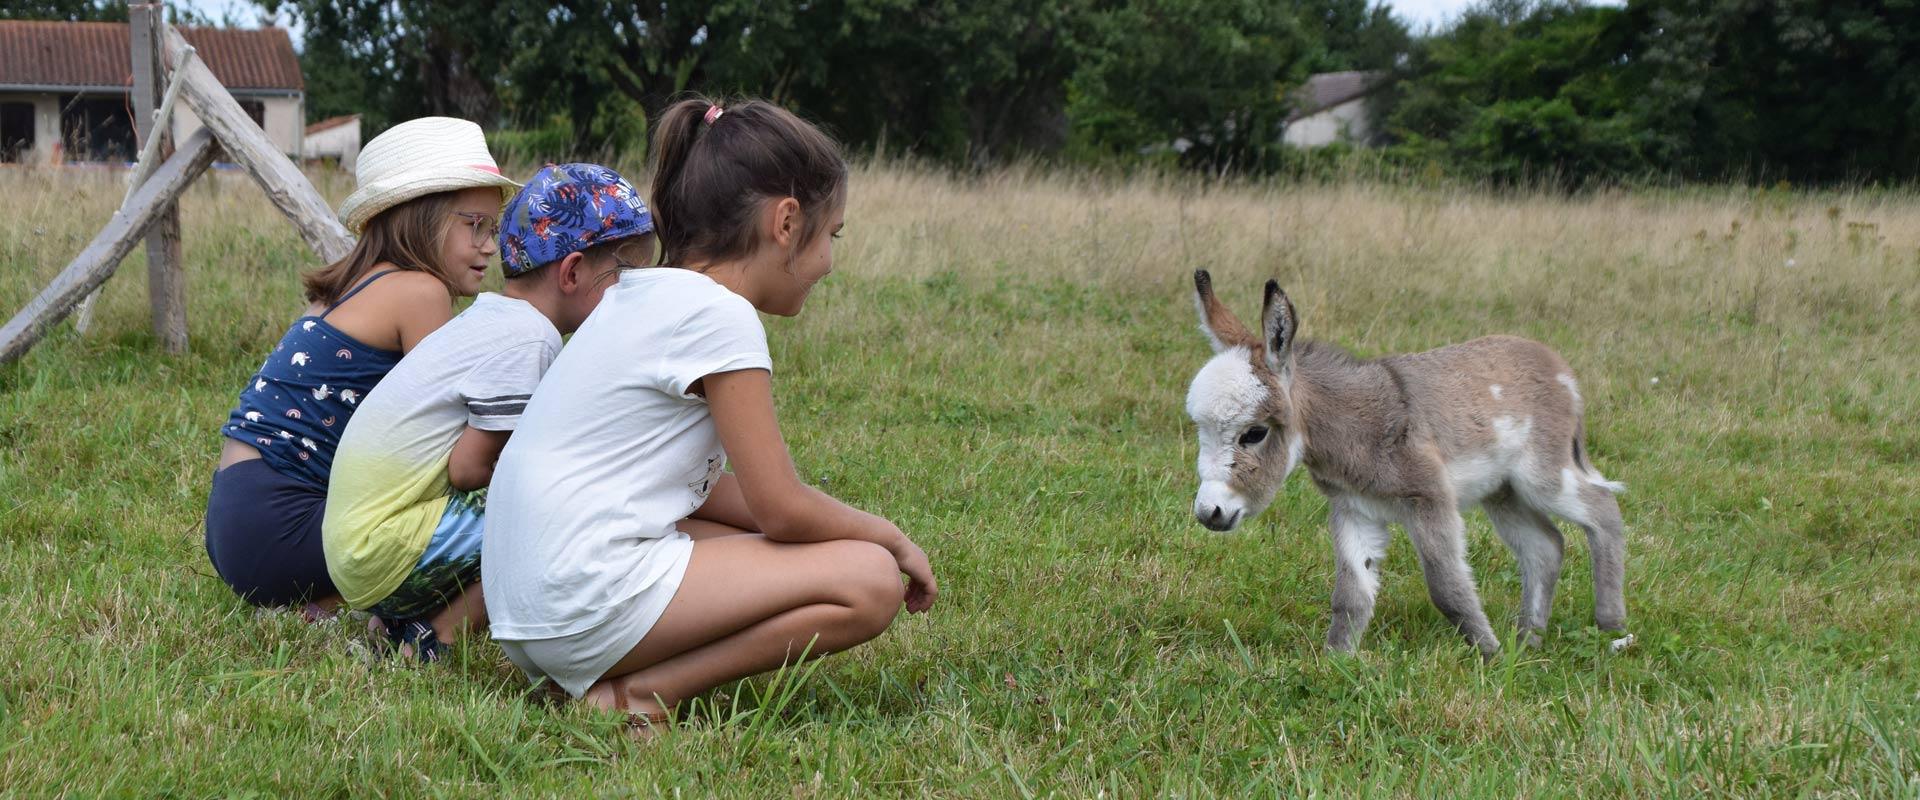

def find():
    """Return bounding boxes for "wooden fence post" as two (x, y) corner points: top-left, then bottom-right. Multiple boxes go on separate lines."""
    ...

(0, 130), (221, 365)
(132, 1), (187, 353)
(162, 25), (353, 263)
(0, 22), (358, 367)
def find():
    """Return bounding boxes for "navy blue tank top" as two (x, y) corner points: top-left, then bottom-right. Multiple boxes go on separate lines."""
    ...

(222, 271), (407, 490)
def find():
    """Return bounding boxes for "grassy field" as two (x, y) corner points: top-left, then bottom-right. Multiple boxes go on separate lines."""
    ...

(1, 162), (1916, 797)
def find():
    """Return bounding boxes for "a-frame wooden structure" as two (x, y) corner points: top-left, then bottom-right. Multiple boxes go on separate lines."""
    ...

(0, 6), (352, 365)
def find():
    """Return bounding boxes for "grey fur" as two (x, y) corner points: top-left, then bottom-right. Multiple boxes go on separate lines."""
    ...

(1185, 271), (1628, 658)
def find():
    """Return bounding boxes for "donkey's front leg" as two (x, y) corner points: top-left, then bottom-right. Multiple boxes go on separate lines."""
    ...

(1326, 499), (1391, 653)
(1407, 499), (1501, 658)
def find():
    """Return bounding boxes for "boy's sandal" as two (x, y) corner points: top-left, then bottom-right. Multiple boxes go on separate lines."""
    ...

(388, 619), (445, 663)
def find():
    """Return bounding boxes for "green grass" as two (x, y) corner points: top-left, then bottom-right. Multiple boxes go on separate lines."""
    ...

(0, 164), (1916, 796)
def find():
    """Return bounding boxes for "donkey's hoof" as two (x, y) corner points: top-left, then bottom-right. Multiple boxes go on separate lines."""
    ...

(1518, 630), (1544, 649)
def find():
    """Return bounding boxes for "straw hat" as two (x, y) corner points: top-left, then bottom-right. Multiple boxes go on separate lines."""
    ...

(336, 117), (521, 234)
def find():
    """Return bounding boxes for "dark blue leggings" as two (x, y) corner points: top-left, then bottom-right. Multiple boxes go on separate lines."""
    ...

(204, 458), (337, 607)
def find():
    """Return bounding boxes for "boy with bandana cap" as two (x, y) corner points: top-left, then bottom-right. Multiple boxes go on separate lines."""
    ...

(323, 163), (655, 660)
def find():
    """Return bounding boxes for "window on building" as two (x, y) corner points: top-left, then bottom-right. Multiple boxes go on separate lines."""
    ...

(239, 100), (266, 128)
(1, 102), (33, 163)
(58, 94), (136, 162)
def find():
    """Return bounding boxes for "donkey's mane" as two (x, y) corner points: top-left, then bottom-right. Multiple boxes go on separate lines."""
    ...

(1295, 339), (1366, 370)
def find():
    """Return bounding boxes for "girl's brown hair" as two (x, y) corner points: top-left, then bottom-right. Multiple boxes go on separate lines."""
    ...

(300, 191), (464, 305)
(648, 95), (847, 268)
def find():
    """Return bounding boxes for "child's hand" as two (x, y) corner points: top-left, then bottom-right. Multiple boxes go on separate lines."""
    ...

(892, 537), (937, 613)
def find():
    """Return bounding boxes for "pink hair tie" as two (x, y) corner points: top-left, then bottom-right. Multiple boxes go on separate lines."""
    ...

(703, 105), (725, 125)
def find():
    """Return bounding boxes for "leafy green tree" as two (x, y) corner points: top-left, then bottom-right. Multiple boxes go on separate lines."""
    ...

(1378, 0), (1920, 185)
(258, 0), (512, 133)
(1299, 0), (1411, 72)
(781, 0), (1099, 166)
(1069, 0), (1318, 171)
(0, 0), (206, 23)
(0, 1), (126, 21)
(1634, 0), (1920, 182)
(260, 0), (1423, 171)
(1377, 1), (1649, 184)
(495, 0), (1099, 164)
(498, 1), (814, 152)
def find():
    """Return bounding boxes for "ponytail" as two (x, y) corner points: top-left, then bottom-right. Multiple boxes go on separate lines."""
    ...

(647, 94), (847, 268)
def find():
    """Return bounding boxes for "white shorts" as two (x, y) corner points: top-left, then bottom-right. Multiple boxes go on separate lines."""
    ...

(496, 534), (694, 698)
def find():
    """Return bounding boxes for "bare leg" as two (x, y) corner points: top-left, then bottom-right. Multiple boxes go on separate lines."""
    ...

(414, 520), (729, 654)
(1407, 500), (1500, 657)
(1325, 498), (1392, 653)
(426, 582), (488, 646)
(1484, 500), (1565, 646)
(582, 534), (904, 723)
(676, 518), (751, 542)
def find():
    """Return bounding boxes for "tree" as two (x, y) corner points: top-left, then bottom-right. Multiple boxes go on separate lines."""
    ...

(1376, 1), (1651, 184)
(261, 0), (1425, 172)
(1634, 0), (1920, 183)
(258, 0), (512, 134)
(780, 0), (1099, 166)
(1069, 0), (1318, 172)
(0, 1), (126, 21)
(1299, 0), (1411, 73)
(1376, 0), (1920, 185)
(1, 0), (207, 23)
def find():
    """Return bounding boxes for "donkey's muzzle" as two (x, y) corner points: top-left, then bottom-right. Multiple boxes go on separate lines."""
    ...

(1197, 504), (1241, 532)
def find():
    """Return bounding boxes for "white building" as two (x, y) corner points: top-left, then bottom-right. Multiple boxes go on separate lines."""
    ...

(0, 21), (304, 164)
(302, 114), (361, 172)
(1282, 71), (1384, 149)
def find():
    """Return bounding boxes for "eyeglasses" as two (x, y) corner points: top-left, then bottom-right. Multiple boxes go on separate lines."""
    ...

(451, 212), (499, 248)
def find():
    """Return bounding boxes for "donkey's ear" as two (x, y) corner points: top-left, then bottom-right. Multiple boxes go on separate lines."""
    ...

(1193, 270), (1254, 353)
(1260, 280), (1298, 382)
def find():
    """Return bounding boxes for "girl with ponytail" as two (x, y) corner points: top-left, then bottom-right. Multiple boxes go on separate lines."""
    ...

(483, 96), (936, 734)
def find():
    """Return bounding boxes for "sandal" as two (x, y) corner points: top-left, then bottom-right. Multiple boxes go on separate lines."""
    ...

(596, 684), (671, 741)
(365, 617), (443, 663)
(389, 619), (445, 662)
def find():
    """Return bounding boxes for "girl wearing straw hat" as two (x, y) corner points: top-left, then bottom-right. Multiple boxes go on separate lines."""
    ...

(204, 117), (519, 618)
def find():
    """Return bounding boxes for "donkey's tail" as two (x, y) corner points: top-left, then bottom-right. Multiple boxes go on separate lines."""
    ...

(1572, 418), (1626, 495)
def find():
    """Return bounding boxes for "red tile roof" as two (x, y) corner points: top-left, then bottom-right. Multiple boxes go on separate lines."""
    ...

(0, 21), (303, 91)
(305, 114), (359, 134)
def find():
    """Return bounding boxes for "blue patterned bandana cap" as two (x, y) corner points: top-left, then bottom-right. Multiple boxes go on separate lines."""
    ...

(498, 163), (654, 277)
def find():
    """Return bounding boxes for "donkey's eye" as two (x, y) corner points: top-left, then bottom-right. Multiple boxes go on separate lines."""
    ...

(1239, 426), (1269, 447)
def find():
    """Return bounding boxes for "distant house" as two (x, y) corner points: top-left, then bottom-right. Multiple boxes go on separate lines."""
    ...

(0, 20), (304, 165)
(1282, 70), (1384, 149)
(302, 114), (360, 172)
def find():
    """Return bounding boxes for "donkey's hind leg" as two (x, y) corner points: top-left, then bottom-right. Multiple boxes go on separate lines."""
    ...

(1542, 477), (1628, 632)
(1484, 497), (1565, 647)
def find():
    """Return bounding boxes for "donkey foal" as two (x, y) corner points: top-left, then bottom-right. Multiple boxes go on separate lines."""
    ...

(1183, 271), (1627, 657)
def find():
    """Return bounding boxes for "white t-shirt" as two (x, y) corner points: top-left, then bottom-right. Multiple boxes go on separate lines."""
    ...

(484, 268), (772, 641)
(325, 293), (561, 609)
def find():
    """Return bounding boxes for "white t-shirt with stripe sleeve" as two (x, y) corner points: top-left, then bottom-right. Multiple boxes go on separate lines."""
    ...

(323, 292), (561, 609)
